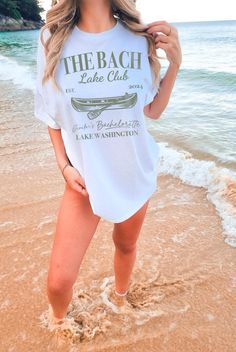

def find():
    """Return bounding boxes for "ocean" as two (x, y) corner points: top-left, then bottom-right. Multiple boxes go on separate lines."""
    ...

(1, 19), (235, 246)
(0, 19), (236, 351)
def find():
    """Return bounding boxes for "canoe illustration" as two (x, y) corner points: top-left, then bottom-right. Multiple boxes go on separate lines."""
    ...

(71, 92), (137, 119)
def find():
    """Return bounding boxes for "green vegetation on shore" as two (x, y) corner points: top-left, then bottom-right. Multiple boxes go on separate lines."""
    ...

(0, 0), (43, 22)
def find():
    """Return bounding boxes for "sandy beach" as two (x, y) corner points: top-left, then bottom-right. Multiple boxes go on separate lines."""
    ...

(0, 81), (236, 351)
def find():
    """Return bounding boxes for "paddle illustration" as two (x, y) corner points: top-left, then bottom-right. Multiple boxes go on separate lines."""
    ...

(71, 92), (137, 120)
(87, 101), (115, 119)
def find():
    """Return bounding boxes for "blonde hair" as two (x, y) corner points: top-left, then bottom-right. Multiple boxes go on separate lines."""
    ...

(40, 0), (161, 92)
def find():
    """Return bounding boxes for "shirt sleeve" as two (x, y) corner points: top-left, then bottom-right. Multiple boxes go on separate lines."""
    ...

(33, 28), (61, 130)
(143, 39), (161, 106)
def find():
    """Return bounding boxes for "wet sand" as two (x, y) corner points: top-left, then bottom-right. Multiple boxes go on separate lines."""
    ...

(0, 82), (236, 351)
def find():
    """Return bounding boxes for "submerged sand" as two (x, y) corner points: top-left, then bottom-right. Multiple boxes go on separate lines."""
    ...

(0, 82), (236, 351)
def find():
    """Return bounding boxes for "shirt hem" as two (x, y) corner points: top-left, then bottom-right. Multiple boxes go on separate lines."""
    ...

(93, 182), (158, 223)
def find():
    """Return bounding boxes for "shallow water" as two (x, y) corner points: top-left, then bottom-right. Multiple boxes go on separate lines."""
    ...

(1, 21), (236, 246)
(0, 20), (236, 351)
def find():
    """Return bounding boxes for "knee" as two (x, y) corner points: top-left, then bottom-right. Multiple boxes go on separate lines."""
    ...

(114, 242), (137, 255)
(47, 274), (74, 295)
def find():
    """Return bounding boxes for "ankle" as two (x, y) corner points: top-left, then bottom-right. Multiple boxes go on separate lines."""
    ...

(114, 289), (127, 297)
(49, 304), (67, 322)
(53, 317), (65, 325)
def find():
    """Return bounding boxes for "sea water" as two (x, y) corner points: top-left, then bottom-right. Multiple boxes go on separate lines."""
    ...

(0, 20), (236, 246)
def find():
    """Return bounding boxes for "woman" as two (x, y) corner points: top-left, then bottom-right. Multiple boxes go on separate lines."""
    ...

(34, 0), (182, 329)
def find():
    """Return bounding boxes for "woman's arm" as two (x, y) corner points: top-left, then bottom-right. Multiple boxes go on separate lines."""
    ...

(47, 127), (70, 174)
(144, 20), (182, 120)
(47, 127), (88, 195)
(34, 30), (87, 195)
(144, 63), (179, 119)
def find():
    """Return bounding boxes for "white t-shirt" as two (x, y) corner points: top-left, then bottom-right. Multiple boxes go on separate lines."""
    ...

(34, 18), (161, 223)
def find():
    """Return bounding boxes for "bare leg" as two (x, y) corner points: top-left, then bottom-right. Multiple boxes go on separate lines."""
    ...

(112, 199), (150, 294)
(47, 183), (101, 319)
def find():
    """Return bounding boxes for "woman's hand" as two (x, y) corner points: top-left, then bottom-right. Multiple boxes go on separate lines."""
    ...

(146, 20), (182, 69)
(63, 165), (89, 196)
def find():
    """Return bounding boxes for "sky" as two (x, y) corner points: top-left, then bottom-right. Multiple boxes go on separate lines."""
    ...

(40, 0), (236, 23)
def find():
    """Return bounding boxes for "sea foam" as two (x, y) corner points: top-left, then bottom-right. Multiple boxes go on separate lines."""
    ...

(157, 142), (236, 247)
(0, 54), (35, 90)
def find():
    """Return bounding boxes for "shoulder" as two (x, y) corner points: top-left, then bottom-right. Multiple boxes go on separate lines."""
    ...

(119, 21), (148, 51)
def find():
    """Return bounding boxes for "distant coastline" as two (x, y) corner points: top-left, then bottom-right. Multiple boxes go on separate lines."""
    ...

(0, 14), (44, 32)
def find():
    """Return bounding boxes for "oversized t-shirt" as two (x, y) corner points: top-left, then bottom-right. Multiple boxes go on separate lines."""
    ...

(34, 18), (161, 223)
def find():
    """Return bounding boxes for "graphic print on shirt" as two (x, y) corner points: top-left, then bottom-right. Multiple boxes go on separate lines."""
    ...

(60, 49), (145, 142)
(71, 91), (137, 119)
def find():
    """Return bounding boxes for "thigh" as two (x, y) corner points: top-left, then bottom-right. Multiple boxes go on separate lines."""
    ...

(112, 199), (150, 248)
(48, 183), (101, 284)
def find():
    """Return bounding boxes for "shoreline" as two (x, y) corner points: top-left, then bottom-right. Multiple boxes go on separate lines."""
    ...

(0, 73), (236, 351)
(1, 21), (236, 349)
(0, 79), (235, 247)
(1, 170), (236, 350)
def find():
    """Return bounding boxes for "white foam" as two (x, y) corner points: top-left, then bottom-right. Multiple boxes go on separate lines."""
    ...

(36, 215), (55, 230)
(0, 54), (35, 90)
(0, 221), (14, 228)
(157, 142), (236, 248)
(206, 313), (215, 321)
(0, 299), (11, 310)
(1, 53), (235, 248)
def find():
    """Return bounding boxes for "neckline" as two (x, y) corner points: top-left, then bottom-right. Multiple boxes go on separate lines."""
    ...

(74, 18), (120, 38)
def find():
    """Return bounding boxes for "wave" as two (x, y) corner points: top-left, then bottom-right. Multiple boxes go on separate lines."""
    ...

(0, 42), (33, 49)
(157, 141), (236, 248)
(1, 55), (235, 248)
(0, 54), (35, 90)
(178, 68), (236, 86)
(1, 52), (235, 92)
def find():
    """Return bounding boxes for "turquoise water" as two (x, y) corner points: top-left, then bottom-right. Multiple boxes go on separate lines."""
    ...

(0, 20), (235, 170)
(0, 20), (236, 245)
(149, 20), (236, 171)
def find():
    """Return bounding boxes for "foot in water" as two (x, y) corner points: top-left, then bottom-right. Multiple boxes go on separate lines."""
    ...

(103, 286), (133, 314)
(47, 304), (80, 345)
